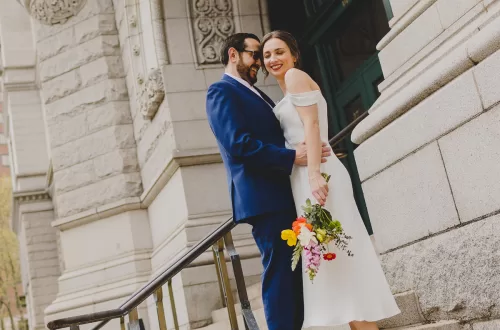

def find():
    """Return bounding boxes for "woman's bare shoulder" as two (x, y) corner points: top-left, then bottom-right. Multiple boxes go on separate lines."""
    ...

(284, 68), (319, 93)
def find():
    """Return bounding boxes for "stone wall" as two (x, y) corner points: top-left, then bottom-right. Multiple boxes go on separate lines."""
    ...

(35, 0), (142, 219)
(353, 0), (500, 325)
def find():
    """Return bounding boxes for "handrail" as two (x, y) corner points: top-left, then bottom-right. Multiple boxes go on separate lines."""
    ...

(47, 218), (235, 330)
(46, 111), (368, 330)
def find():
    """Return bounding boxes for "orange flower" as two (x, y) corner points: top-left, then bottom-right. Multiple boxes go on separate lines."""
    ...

(323, 253), (336, 261)
(292, 217), (312, 235)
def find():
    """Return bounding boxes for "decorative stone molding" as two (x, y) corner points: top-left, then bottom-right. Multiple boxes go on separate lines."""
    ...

(26, 0), (87, 25)
(14, 190), (51, 203)
(137, 68), (165, 119)
(188, 0), (235, 66)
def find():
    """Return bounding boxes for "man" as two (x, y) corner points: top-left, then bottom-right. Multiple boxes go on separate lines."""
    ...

(205, 33), (330, 330)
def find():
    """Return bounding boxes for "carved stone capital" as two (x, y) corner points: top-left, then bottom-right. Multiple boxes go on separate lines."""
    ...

(137, 68), (165, 119)
(17, 0), (87, 25)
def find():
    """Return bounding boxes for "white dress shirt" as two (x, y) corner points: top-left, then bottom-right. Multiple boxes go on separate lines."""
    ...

(224, 73), (264, 100)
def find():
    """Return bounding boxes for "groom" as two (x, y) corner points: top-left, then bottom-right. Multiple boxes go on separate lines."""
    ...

(206, 33), (331, 330)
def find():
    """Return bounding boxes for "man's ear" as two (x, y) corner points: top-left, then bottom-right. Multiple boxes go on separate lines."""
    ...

(228, 47), (239, 63)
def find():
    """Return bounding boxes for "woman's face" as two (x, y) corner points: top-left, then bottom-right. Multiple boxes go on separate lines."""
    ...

(263, 37), (296, 80)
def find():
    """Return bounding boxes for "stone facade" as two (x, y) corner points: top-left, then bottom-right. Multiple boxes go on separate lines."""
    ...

(353, 0), (500, 327)
(0, 0), (499, 330)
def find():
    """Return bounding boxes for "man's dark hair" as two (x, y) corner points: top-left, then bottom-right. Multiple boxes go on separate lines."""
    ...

(219, 33), (260, 66)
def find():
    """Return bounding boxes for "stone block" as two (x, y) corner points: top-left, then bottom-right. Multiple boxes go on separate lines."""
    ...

(51, 125), (136, 171)
(165, 18), (195, 64)
(79, 56), (125, 88)
(56, 172), (142, 217)
(59, 210), (151, 269)
(47, 112), (87, 148)
(37, 27), (75, 62)
(355, 70), (482, 181)
(163, 0), (188, 18)
(390, 0), (419, 18)
(379, 4), (444, 77)
(438, 104), (500, 222)
(238, 15), (264, 38)
(437, 0), (483, 29)
(377, 291), (425, 328)
(74, 13), (117, 45)
(381, 213), (500, 321)
(42, 70), (82, 104)
(40, 35), (120, 82)
(148, 170), (187, 248)
(181, 164), (231, 216)
(204, 68), (225, 88)
(363, 142), (459, 253)
(93, 148), (139, 178)
(172, 120), (217, 150)
(163, 64), (207, 93)
(45, 79), (128, 121)
(237, 0), (261, 15)
(473, 319), (500, 329)
(86, 101), (133, 133)
(473, 49), (500, 109)
(54, 160), (96, 194)
(167, 91), (207, 122)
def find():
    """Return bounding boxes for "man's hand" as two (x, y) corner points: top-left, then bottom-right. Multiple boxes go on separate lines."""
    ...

(294, 142), (332, 166)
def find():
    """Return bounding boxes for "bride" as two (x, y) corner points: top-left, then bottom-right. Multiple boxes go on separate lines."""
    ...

(261, 30), (401, 330)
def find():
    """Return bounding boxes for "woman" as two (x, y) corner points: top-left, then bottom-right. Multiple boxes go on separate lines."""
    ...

(261, 30), (400, 330)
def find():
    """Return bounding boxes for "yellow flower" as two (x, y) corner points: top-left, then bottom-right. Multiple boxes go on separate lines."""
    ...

(281, 229), (297, 246)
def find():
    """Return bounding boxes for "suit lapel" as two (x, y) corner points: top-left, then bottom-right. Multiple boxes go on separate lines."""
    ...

(254, 86), (275, 108)
(222, 75), (274, 110)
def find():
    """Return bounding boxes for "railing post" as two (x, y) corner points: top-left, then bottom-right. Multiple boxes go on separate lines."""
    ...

(213, 248), (227, 307)
(153, 287), (167, 330)
(213, 238), (239, 329)
(120, 317), (125, 330)
(167, 279), (180, 330)
(127, 308), (145, 330)
(224, 232), (259, 330)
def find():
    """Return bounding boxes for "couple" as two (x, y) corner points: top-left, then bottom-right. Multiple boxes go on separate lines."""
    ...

(206, 31), (400, 330)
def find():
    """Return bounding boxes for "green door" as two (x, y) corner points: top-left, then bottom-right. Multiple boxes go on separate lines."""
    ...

(300, 0), (391, 234)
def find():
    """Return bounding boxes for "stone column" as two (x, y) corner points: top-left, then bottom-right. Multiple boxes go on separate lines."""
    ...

(0, 1), (60, 330)
(352, 0), (500, 325)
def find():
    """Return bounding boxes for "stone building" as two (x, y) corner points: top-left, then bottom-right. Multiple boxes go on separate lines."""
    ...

(0, 0), (499, 329)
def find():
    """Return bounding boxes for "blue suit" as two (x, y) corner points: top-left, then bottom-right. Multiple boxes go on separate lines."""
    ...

(206, 75), (304, 330)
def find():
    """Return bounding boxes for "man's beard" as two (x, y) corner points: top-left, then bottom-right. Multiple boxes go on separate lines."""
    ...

(236, 60), (259, 85)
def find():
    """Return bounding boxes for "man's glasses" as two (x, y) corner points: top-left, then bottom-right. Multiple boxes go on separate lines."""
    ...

(241, 49), (261, 61)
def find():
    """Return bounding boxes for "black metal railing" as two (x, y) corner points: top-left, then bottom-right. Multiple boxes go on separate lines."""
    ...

(46, 113), (364, 330)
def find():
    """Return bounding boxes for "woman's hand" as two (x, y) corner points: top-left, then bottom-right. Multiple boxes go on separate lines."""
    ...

(309, 172), (329, 206)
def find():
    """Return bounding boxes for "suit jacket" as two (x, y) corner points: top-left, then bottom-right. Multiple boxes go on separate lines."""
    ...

(206, 74), (296, 222)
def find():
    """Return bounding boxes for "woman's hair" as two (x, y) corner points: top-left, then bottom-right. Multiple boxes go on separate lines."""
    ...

(260, 30), (302, 77)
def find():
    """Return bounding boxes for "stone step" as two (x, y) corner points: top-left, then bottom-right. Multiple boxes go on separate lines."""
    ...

(211, 296), (264, 323)
(198, 307), (267, 330)
(387, 320), (465, 330)
(378, 291), (426, 329)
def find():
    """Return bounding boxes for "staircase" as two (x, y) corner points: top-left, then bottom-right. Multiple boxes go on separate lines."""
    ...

(197, 283), (465, 330)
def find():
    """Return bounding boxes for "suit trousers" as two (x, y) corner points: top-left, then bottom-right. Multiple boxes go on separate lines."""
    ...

(247, 208), (304, 330)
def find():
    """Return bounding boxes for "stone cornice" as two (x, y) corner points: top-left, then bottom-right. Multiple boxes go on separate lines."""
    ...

(13, 189), (51, 203)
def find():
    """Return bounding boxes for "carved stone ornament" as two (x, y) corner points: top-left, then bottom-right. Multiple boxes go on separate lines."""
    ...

(137, 68), (165, 119)
(28, 0), (88, 25)
(189, 0), (235, 66)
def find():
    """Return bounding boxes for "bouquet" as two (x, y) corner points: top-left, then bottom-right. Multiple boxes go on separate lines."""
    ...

(281, 173), (353, 282)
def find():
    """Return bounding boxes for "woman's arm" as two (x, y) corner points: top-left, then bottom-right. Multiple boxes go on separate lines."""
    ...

(285, 69), (329, 205)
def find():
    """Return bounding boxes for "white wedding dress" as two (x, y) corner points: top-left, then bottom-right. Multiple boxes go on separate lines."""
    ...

(273, 90), (400, 328)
